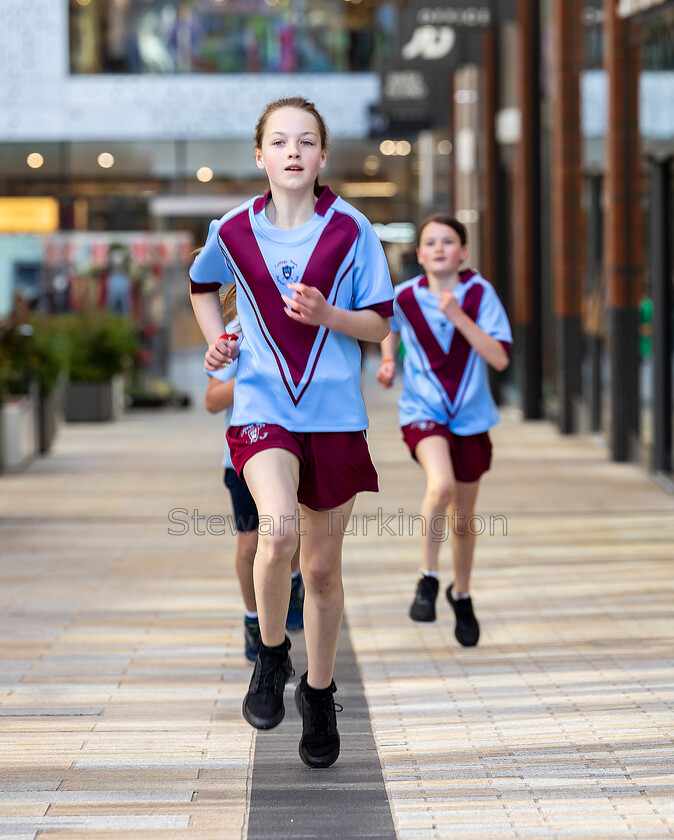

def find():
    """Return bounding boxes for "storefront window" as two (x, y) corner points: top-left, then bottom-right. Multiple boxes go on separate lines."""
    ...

(69, 0), (395, 75)
(581, 2), (604, 69)
(641, 9), (674, 70)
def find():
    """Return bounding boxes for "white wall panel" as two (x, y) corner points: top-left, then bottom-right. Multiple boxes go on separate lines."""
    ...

(0, 0), (380, 142)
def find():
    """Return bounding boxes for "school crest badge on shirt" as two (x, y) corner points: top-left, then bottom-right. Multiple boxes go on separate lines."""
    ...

(274, 259), (300, 287)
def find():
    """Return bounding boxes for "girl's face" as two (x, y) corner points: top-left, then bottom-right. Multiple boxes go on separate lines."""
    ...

(255, 107), (326, 193)
(416, 222), (468, 278)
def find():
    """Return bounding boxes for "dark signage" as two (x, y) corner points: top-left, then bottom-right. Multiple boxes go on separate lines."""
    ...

(396, 2), (515, 70)
(372, 1), (517, 135)
(398, 15), (475, 71)
(408, 1), (517, 31)
(372, 64), (447, 135)
(368, 104), (437, 137)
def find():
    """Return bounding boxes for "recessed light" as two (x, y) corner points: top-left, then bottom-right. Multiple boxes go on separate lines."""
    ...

(196, 167), (214, 182)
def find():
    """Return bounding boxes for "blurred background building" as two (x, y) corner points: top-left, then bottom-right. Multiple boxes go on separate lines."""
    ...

(0, 0), (672, 479)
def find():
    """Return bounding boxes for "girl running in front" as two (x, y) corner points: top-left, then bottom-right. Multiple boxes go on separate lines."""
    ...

(190, 97), (393, 768)
(377, 214), (511, 647)
(203, 306), (304, 664)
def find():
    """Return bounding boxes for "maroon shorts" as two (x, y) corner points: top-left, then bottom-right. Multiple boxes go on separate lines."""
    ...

(226, 423), (379, 511)
(401, 420), (492, 483)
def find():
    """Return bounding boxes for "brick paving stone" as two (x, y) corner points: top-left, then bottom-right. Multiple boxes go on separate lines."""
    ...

(0, 806), (49, 818)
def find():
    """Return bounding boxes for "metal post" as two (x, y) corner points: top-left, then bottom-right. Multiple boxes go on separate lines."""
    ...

(513, 0), (543, 419)
(604, 0), (643, 461)
(550, 0), (583, 434)
(480, 27), (508, 404)
(650, 157), (673, 474)
(587, 173), (604, 433)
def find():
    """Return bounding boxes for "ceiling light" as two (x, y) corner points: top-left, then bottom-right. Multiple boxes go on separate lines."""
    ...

(455, 89), (478, 104)
(455, 209), (479, 224)
(341, 182), (398, 198)
(373, 223), (416, 243)
(363, 155), (381, 175)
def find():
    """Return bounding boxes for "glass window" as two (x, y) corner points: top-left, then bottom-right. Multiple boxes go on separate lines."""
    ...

(641, 11), (674, 70)
(69, 0), (396, 75)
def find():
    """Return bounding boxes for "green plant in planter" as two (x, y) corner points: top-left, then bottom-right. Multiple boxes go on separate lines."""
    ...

(25, 315), (70, 396)
(17, 315), (72, 453)
(59, 312), (139, 383)
(0, 315), (39, 399)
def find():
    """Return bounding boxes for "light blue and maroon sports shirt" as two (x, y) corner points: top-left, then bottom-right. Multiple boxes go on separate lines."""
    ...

(390, 271), (512, 436)
(190, 186), (393, 432)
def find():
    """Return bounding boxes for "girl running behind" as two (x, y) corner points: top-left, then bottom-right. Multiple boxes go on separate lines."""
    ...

(377, 214), (511, 647)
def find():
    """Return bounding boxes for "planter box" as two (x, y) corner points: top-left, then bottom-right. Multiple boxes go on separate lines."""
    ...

(37, 388), (63, 454)
(65, 375), (124, 423)
(0, 395), (37, 472)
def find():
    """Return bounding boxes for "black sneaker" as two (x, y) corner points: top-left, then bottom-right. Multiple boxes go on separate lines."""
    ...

(242, 636), (294, 729)
(295, 672), (342, 769)
(409, 574), (439, 622)
(446, 584), (480, 646)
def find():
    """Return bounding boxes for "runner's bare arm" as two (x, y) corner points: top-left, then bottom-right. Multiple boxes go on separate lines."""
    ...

(190, 289), (240, 370)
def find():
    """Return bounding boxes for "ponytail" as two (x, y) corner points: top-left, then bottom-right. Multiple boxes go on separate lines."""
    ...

(220, 284), (238, 326)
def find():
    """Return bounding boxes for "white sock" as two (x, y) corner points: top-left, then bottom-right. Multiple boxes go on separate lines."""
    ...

(244, 609), (258, 619)
(291, 569), (301, 580)
(419, 569), (439, 579)
(451, 589), (470, 601)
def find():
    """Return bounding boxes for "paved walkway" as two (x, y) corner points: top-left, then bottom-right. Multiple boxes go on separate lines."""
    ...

(1, 369), (673, 839)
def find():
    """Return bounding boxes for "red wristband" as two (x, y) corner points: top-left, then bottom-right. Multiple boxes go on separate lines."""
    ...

(219, 333), (239, 341)
(381, 358), (395, 363)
